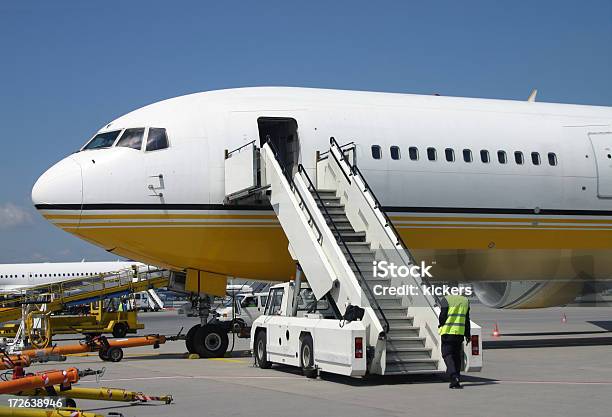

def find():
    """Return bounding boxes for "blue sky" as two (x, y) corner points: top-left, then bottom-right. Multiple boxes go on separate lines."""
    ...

(0, 1), (611, 263)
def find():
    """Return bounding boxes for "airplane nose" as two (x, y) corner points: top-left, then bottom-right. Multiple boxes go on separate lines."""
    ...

(32, 156), (83, 208)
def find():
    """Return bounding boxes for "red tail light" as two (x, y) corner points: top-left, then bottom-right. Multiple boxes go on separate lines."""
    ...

(471, 335), (480, 356)
(355, 337), (363, 358)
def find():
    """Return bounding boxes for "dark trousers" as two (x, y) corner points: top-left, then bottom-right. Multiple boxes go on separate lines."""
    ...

(441, 334), (464, 380)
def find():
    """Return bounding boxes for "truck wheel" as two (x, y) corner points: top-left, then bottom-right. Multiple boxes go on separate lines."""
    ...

(255, 330), (272, 369)
(185, 324), (199, 354)
(193, 324), (229, 358)
(112, 322), (128, 338)
(300, 335), (316, 378)
(107, 346), (124, 362)
(65, 398), (77, 408)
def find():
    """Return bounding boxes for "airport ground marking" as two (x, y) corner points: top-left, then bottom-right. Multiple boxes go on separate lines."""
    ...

(79, 375), (302, 383)
(208, 357), (246, 363)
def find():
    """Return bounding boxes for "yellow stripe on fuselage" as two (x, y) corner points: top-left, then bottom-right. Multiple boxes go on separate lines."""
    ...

(39, 211), (612, 282)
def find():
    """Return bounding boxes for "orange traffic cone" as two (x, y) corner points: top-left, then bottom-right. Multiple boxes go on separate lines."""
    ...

(562, 313), (567, 323)
(492, 322), (500, 337)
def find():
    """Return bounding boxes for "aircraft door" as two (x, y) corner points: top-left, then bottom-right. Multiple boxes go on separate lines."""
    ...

(257, 117), (300, 176)
(588, 132), (612, 198)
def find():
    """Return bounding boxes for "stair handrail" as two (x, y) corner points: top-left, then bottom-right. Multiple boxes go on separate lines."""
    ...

(317, 141), (356, 161)
(225, 140), (256, 159)
(297, 164), (390, 334)
(265, 140), (323, 244)
(328, 137), (441, 309)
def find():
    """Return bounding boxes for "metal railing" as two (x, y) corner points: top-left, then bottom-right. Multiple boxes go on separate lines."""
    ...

(297, 164), (390, 334)
(317, 141), (356, 161)
(327, 137), (441, 308)
(265, 140), (323, 244)
(225, 140), (256, 159)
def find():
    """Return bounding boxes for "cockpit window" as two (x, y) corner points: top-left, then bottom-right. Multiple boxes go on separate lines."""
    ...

(83, 130), (121, 150)
(116, 128), (145, 150)
(146, 128), (169, 151)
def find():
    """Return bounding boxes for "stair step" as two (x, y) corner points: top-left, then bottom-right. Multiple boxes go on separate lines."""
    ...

(318, 206), (346, 215)
(378, 304), (409, 312)
(387, 326), (421, 337)
(333, 231), (366, 242)
(349, 254), (376, 263)
(362, 278), (391, 287)
(312, 193), (340, 201)
(324, 214), (351, 223)
(386, 348), (433, 360)
(384, 318), (415, 327)
(341, 243), (373, 254)
(386, 336), (427, 349)
(378, 311), (411, 320)
(375, 298), (403, 308)
(317, 201), (343, 208)
(349, 261), (374, 272)
(314, 189), (337, 196)
(328, 223), (355, 231)
(384, 359), (439, 374)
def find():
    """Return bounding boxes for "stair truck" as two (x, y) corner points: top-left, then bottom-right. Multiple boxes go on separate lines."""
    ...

(227, 137), (482, 377)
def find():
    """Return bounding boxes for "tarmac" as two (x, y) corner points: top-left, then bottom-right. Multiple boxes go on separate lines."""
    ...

(1, 305), (611, 417)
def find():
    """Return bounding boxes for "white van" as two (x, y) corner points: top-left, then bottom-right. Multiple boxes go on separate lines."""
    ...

(215, 292), (268, 332)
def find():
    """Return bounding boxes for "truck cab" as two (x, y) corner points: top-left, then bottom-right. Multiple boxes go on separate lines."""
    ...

(251, 282), (368, 377)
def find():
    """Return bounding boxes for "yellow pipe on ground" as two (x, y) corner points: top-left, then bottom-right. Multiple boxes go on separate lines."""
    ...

(20, 385), (173, 404)
(0, 406), (103, 417)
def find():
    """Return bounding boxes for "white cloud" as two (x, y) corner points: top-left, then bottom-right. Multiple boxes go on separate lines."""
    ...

(0, 203), (34, 229)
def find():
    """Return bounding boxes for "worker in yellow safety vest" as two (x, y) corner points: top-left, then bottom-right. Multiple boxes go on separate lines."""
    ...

(438, 294), (471, 389)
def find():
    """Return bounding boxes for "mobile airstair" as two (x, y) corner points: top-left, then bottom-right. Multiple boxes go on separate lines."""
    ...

(225, 137), (482, 376)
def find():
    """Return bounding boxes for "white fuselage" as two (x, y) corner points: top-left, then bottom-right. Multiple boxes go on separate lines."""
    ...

(0, 261), (144, 293)
(31, 87), (612, 293)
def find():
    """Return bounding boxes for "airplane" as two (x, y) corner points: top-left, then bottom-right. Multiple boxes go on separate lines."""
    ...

(0, 260), (146, 293)
(30, 87), (612, 310)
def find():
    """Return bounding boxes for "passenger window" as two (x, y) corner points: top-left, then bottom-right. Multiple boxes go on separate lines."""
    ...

(514, 151), (524, 165)
(480, 150), (490, 163)
(427, 147), (437, 161)
(463, 149), (472, 163)
(116, 128), (145, 150)
(146, 128), (169, 151)
(531, 152), (541, 165)
(548, 152), (557, 166)
(445, 148), (455, 162)
(498, 150), (507, 164)
(390, 146), (401, 160)
(83, 130), (122, 150)
(371, 145), (382, 160)
(408, 147), (419, 160)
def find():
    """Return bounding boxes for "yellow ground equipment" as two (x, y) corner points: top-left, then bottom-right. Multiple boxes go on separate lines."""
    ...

(0, 268), (167, 350)
(0, 367), (102, 395)
(0, 268), (168, 325)
(0, 351), (66, 371)
(19, 385), (172, 404)
(17, 333), (182, 363)
(21, 300), (144, 349)
(0, 407), (104, 417)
